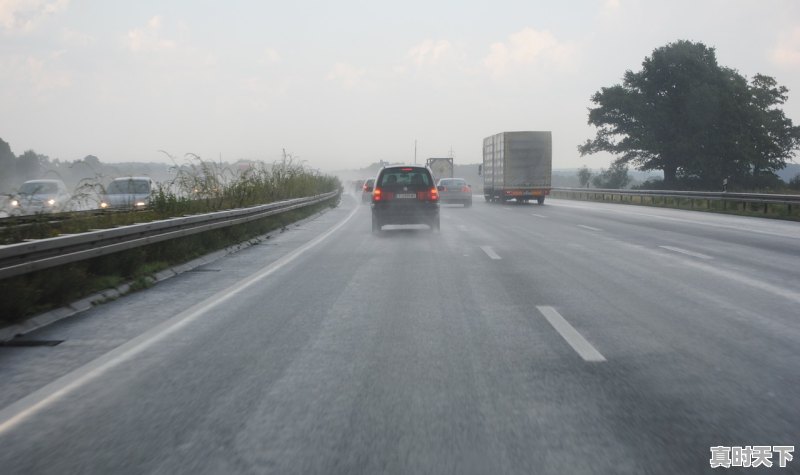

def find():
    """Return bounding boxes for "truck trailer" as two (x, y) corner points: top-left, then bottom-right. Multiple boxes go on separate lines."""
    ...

(425, 157), (454, 181)
(481, 131), (552, 204)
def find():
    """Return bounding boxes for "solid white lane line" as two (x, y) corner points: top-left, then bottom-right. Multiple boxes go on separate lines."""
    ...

(658, 245), (713, 260)
(531, 213), (548, 218)
(577, 224), (602, 231)
(0, 204), (360, 436)
(480, 246), (502, 260)
(537, 306), (606, 362)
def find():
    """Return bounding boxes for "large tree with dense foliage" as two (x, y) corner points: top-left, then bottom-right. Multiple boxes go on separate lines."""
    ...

(579, 40), (800, 189)
(0, 138), (15, 190)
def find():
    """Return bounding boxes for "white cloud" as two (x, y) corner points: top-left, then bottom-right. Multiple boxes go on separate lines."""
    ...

(261, 48), (281, 64)
(126, 15), (177, 53)
(326, 62), (367, 88)
(0, 0), (68, 32)
(770, 27), (800, 68)
(483, 27), (579, 79)
(406, 39), (452, 68)
(61, 27), (93, 46)
(25, 55), (70, 91)
(0, 53), (71, 94)
(604, 0), (621, 11)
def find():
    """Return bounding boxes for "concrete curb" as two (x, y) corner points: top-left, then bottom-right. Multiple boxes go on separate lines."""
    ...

(0, 207), (332, 342)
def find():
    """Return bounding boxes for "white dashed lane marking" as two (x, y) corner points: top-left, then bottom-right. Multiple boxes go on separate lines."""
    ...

(480, 246), (502, 260)
(659, 245), (713, 260)
(537, 306), (606, 363)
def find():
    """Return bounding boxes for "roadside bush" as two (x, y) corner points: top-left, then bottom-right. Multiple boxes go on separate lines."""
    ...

(0, 153), (341, 325)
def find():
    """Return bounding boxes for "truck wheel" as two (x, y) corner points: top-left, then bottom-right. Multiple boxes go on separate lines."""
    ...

(537, 196), (545, 205)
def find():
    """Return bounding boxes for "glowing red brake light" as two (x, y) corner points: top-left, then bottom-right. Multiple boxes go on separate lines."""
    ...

(400, 167), (413, 171)
(430, 187), (439, 201)
(373, 187), (382, 201)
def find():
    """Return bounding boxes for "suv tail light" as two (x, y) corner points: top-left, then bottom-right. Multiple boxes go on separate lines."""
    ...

(373, 187), (382, 201)
(423, 187), (439, 201)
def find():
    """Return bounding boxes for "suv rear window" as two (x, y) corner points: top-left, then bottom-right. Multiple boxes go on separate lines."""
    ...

(378, 168), (432, 187)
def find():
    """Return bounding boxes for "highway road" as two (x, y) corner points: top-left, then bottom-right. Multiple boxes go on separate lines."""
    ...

(0, 193), (798, 474)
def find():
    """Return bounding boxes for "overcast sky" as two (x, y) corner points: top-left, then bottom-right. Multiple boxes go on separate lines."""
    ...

(1, 0), (799, 171)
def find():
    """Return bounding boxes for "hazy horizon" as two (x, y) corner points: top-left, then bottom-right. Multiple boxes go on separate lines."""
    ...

(2, 1), (799, 172)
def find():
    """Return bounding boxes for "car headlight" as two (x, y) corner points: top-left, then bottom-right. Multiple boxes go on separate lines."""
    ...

(10, 199), (19, 207)
(47, 199), (56, 206)
(135, 201), (146, 207)
(100, 202), (109, 209)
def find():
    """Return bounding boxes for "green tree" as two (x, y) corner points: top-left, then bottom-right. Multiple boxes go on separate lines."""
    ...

(16, 150), (44, 181)
(579, 40), (800, 189)
(741, 75), (800, 186)
(788, 173), (800, 191)
(0, 138), (15, 190)
(577, 166), (592, 187)
(591, 161), (631, 189)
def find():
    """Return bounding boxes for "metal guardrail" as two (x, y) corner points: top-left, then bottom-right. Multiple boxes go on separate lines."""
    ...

(552, 187), (800, 203)
(550, 187), (800, 217)
(0, 191), (339, 280)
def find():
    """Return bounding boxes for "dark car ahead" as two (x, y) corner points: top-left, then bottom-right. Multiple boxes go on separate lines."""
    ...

(436, 178), (472, 207)
(371, 166), (439, 233)
(361, 178), (375, 204)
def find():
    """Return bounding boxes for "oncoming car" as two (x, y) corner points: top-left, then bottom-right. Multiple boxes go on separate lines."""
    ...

(9, 179), (72, 215)
(371, 165), (439, 233)
(101, 177), (154, 209)
(436, 178), (472, 207)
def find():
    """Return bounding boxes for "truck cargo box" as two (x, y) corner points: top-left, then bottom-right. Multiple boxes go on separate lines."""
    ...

(482, 131), (552, 204)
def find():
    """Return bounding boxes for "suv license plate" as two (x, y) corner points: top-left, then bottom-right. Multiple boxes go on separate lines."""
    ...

(396, 193), (416, 199)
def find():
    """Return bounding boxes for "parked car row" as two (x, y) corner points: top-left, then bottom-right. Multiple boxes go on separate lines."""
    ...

(3, 176), (155, 216)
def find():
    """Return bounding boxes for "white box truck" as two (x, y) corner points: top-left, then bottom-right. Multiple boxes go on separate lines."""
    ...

(481, 131), (552, 204)
(426, 157), (454, 181)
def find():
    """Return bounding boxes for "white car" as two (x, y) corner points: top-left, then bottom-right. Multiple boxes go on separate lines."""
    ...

(101, 177), (154, 209)
(9, 179), (72, 215)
